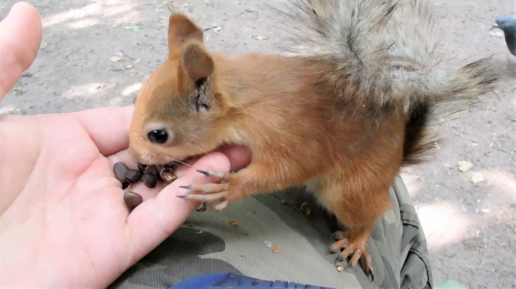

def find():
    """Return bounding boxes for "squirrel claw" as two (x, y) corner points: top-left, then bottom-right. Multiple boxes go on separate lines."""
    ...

(197, 170), (232, 181)
(177, 182), (230, 210)
(329, 231), (374, 278)
(196, 203), (207, 212)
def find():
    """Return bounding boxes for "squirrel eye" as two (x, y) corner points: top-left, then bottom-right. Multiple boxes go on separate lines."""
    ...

(147, 129), (168, 144)
(199, 103), (210, 112)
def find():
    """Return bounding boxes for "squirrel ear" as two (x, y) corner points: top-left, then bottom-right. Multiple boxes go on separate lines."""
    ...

(168, 14), (204, 51)
(182, 43), (214, 84)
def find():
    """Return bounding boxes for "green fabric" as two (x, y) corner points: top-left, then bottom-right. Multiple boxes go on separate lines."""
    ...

(109, 175), (433, 289)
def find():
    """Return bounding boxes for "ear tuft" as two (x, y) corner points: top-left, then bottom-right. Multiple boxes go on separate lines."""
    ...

(182, 43), (214, 84)
(168, 13), (203, 50)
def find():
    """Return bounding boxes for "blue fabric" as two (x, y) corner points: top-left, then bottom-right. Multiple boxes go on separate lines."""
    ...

(169, 273), (339, 289)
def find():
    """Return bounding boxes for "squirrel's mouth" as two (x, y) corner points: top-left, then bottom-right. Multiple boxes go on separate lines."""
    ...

(162, 143), (251, 170)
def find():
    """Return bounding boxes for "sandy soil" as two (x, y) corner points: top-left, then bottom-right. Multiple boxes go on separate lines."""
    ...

(1, 0), (515, 288)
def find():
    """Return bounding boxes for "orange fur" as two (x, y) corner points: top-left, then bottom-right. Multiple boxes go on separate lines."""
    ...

(129, 13), (403, 274)
(128, 4), (499, 275)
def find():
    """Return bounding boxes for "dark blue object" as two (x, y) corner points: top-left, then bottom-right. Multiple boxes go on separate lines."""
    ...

(169, 273), (340, 289)
(492, 16), (516, 56)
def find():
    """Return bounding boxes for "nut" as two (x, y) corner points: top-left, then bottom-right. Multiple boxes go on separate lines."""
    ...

(113, 162), (129, 183)
(160, 167), (177, 183)
(144, 165), (159, 176)
(165, 162), (178, 170)
(124, 190), (143, 210)
(142, 173), (158, 188)
(137, 163), (147, 172)
(125, 170), (143, 183)
(273, 247), (280, 253)
(121, 180), (130, 190)
(230, 221), (240, 227)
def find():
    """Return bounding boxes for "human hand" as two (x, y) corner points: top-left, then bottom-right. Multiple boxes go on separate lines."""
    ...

(0, 2), (251, 288)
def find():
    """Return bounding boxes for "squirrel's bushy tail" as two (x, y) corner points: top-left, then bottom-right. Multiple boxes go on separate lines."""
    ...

(275, 0), (500, 165)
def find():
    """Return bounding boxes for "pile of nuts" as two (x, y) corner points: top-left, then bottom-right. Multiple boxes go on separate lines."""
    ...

(113, 162), (178, 210)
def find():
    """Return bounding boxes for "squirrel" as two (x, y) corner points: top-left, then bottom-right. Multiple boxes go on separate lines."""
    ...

(128, 0), (499, 276)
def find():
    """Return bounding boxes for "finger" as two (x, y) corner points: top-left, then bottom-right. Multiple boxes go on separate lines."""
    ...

(126, 151), (230, 261)
(0, 2), (42, 100)
(107, 148), (139, 170)
(73, 105), (134, 156)
(217, 144), (252, 172)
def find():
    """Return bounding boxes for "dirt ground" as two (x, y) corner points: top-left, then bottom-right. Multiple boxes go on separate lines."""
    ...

(1, 0), (515, 288)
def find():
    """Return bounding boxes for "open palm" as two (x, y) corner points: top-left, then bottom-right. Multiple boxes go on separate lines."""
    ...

(0, 3), (250, 288)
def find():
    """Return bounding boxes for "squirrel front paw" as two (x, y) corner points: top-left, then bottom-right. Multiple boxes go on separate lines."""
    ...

(177, 170), (238, 211)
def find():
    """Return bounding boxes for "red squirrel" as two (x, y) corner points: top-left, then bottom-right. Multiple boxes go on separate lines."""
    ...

(128, 0), (499, 275)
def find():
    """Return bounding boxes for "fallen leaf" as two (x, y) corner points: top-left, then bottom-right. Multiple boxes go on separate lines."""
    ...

(110, 55), (123, 62)
(489, 31), (503, 38)
(254, 35), (268, 40)
(39, 41), (48, 50)
(124, 22), (143, 32)
(471, 173), (484, 184)
(204, 25), (222, 32)
(458, 161), (473, 172)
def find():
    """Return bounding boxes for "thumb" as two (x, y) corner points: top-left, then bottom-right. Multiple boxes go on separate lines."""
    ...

(0, 2), (42, 100)
(127, 151), (231, 260)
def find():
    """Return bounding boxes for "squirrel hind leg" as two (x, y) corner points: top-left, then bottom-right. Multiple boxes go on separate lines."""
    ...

(317, 179), (393, 279)
(328, 226), (375, 278)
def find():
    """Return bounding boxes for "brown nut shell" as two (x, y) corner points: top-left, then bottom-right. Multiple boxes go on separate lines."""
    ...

(144, 165), (159, 176)
(113, 162), (129, 183)
(142, 173), (158, 188)
(122, 180), (130, 190)
(137, 163), (147, 172)
(124, 190), (143, 210)
(125, 170), (143, 183)
(160, 167), (177, 183)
